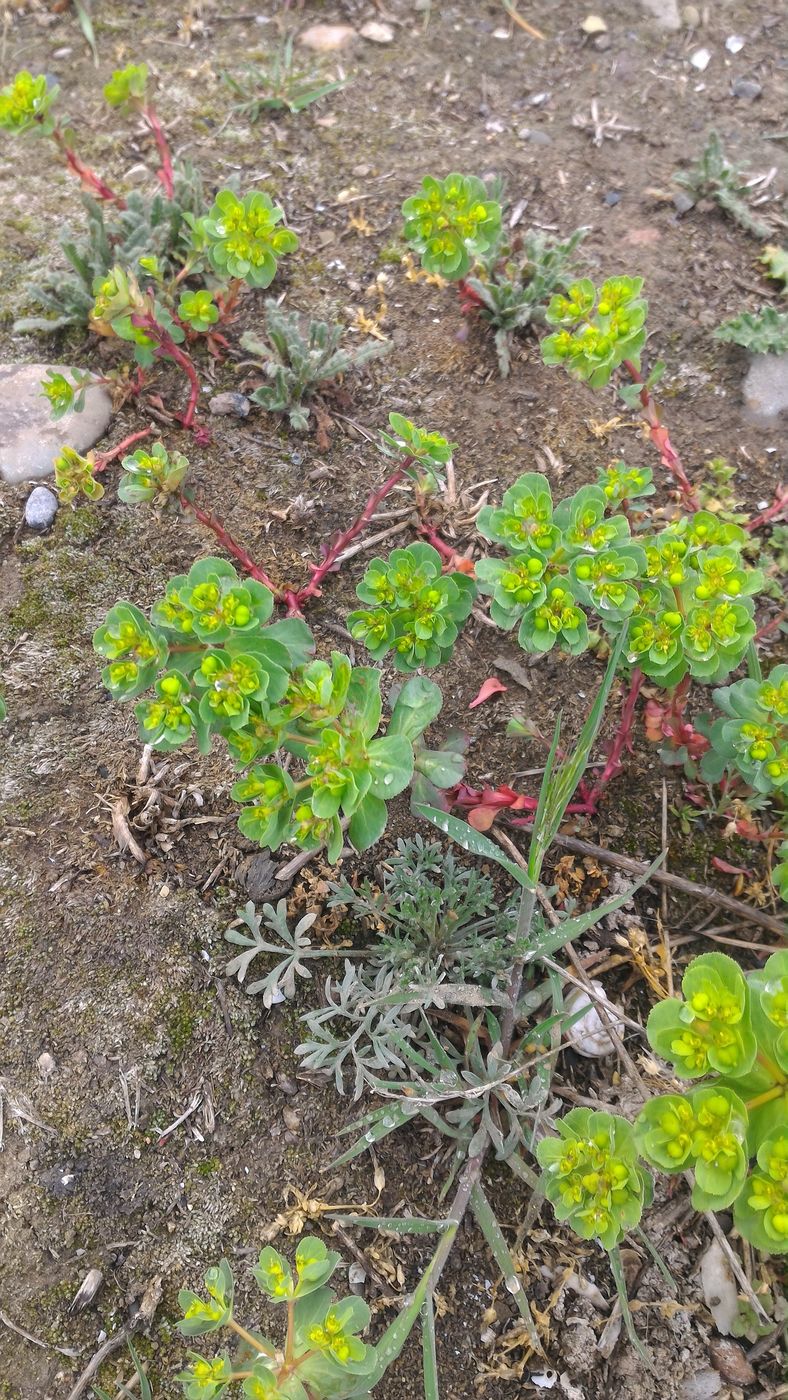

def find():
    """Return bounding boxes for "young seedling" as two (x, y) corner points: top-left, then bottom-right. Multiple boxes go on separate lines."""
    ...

(222, 36), (347, 119)
(715, 306), (788, 356)
(541, 276), (699, 509)
(674, 131), (775, 242)
(700, 664), (787, 795)
(461, 226), (587, 376)
(240, 300), (389, 432)
(175, 1238), (379, 1397)
(0, 68), (120, 203)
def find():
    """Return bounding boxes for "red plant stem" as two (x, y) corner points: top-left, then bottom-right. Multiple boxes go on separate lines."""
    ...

(93, 428), (153, 473)
(622, 360), (699, 511)
(142, 105), (174, 199)
(131, 313), (202, 429)
(746, 485), (788, 532)
(754, 609), (786, 645)
(177, 492), (283, 595)
(583, 668), (645, 809)
(51, 128), (124, 206)
(293, 456), (416, 607)
(416, 521), (463, 566)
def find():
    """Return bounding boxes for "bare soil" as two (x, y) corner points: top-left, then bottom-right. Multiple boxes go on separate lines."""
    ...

(0, 2), (786, 1398)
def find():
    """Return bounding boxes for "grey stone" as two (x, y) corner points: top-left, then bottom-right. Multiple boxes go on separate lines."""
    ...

(603, 190), (621, 206)
(673, 190), (695, 214)
(743, 353), (788, 425)
(518, 127), (552, 145)
(731, 76), (762, 100)
(0, 363), (112, 485)
(640, 0), (681, 29)
(209, 391), (251, 418)
(24, 485), (59, 530)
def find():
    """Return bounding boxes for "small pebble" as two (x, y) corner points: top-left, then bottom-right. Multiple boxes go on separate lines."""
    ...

(595, 32), (612, 48)
(518, 127), (552, 145)
(731, 76), (762, 100)
(708, 1338), (756, 1387)
(682, 4), (700, 25)
(725, 34), (745, 53)
(209, 392), (250, 418)
(298, 23), (357, 52)
(690, 47), (711, 69)
(603, 190), (621, 206)
(673, 190), (695, 215)
(37, 1052), (56, 1081)
(24, 485), (59, 530)
(360, 20), (394, 43)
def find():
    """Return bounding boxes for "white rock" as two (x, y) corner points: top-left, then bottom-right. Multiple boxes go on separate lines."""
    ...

(298, 23), (357, 52)
(564, 980), (619, 1057)
(24, 485), (59, 530)
(0, 363), (112, 485)
(725, 34), (745, 53)
(700, 1238), (739, 1335)
(690, 46), (712, 70)
(360, 20), (394, 43)
(743, 352), (788, 425)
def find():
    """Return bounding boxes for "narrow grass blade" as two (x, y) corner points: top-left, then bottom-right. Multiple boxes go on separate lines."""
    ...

(505, 1150), (541, 1191)
(524, 850), (664, 963)
(330, 1214), (452, 1235)
(361, 1230), (458, 1389)
(470, 1182), (542, 1354)
(329, 1103), (412, 1167)
(608, 1244), (653, 1371)
(73, 0), (99, 64)
(528, 629), (627, 880)
(633, 1225), (677, 1290)
(421, 1292), (439, 1400)
(414, 805), (531, 886)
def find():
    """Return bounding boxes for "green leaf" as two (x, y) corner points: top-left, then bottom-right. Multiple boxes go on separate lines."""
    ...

(348, 793), (388, 851)
(366, 734), (414, 798)
(414, 805), (530, 887)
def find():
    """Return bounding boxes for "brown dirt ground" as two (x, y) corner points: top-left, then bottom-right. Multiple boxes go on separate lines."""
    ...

(0, 1), (786, 1398)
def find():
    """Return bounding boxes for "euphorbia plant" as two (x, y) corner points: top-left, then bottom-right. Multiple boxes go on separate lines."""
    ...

(541, 275), (699, 509)
(175, 1237), (379, 1398)
(638, 951), (788, 1253)
(93, 557), (460, 860)
(401, 173), (502, 279)
(347, 542), (476, 671)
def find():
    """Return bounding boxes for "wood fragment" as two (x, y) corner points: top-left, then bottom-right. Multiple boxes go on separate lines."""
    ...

(110, 796), (148, 866)
(506, 822), (787, 941)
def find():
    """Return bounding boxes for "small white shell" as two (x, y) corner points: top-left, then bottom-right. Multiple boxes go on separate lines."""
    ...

(564, 980), (619, 1058)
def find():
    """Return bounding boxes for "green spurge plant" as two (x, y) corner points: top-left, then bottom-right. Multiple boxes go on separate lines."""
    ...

(401, 173), (502, 279)
(240, 301), (389, 431)
(474, 470), (761, 685)
(93, 559), (459, 861)
(536, 1108), (652, 1250)
(347, 542), (476, 671)
(175, 1238), (382, 1397)
(637, 951), (788, 1253)
(700, 664), (787, 795)
(541, 275), (647, 388)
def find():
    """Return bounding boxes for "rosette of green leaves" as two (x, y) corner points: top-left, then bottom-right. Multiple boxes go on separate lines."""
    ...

(178, 288), (219, 332)
(232, 667), (442, 859)
(402, 173), (502, 279)
(647, 952), (757, 1079)
(40, 369), (92, 421)
(700, 665), (787, 794)
(636, 1085), (749, 1211)
(103, 62), (148, 109)
(542, 276), (648, 387)
(0, 70), (56, 136)
(178, 1261), (234, 1338)
(734, 1129), (788, 1254)
(200, 189), (298, 288)
(54, 447), (103, 505)
(597, 460), (655, 510)
(347, 542), (476, 671)
(380, 411), (455, 492)
(536, 1108), (653, 1250)
(90, 265), (177, 366)
(93, 602), (170, 701)
(119, 441), (189, 504)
